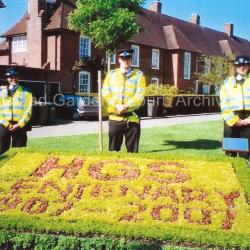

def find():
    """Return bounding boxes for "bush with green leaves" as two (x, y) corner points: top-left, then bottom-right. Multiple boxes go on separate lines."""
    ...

(145, 84), (177, 96)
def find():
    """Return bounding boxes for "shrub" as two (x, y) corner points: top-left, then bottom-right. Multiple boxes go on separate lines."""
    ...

(145, 84), (177, 96)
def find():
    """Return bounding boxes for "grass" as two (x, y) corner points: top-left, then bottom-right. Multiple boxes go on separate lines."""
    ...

(27, 120), (224, 157)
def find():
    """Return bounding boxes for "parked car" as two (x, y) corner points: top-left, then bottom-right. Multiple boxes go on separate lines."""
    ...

(55, 93), (99, 120)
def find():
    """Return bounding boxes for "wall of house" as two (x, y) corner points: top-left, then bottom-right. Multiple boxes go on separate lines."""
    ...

(11, 52), (28, 66)
(60, 31), (79, 71)
(163, 52), (179, 88)
(109, 43), (166, 86)
(176, 51), (198, 92)
(47, 34), (63, 70)
(0, 54), (9, 65)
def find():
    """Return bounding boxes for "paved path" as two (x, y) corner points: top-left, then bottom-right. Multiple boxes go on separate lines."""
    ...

(28, 113), (221, 138)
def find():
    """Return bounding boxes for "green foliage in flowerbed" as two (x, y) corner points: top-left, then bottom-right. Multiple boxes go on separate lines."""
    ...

(0, 151), (250, 249)
(145, 84), (177, 97)
(0, 230), (163, 250)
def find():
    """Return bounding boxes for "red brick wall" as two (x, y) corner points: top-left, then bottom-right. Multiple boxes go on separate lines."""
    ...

(109, 43), (166, 86)
(27, 0), (45, 68)
(176, 51), (198, 92)
(0, 54), (9, 65)
(11, 52), (27, 66)
(60, 31), (79, 71)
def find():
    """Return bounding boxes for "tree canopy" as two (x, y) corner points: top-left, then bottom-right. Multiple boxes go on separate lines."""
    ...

(196, 55), (234, 86)
(68, 0), (145, 53)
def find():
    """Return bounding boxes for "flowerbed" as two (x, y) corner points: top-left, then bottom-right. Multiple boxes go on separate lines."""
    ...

(0, 152), (250, 248)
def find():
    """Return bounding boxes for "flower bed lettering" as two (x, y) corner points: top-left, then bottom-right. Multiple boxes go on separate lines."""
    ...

(0, 153), (249, 243)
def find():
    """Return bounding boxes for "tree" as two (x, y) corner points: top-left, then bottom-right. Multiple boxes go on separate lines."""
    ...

(68, 0), (145, 69)
(196, 55), (234, 87)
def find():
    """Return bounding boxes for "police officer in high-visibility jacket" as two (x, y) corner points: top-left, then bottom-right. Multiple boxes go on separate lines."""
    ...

(220, 55), (250, 159)
(0, 67), (32, 155)
(102, 49), (146, 153)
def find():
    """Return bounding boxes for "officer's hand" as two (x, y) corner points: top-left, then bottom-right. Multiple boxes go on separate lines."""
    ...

(242, 118), (250, 126)
(116, 104), (128, 115)
(234, 120), (244, 127)
(9, 124), (21, 132)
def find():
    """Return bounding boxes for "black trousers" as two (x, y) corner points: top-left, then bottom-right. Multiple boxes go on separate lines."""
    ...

(108, 120), (141, 153)
(224, 121), (250, 159)
(0, 124), (27, 155)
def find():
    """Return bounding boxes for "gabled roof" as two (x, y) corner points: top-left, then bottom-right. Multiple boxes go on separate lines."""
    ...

(2, 13), (28, 37)
(1, 0), (76, 36)
(45, 0), (76, 30)
(2, 2), (250, 57)
(131, 8), (250, 57)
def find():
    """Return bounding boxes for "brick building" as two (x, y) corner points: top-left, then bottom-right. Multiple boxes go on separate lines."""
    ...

(1, 0), (250, 96)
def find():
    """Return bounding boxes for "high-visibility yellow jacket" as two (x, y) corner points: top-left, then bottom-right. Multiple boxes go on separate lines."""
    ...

(102, 68), (146, 123)
(0, 85), (32, 128)
(220, 76), (250, 126)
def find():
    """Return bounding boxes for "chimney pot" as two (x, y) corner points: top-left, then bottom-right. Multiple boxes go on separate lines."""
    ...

(224, 23), (234, 37)
(190, 14), (200, 25)
(150, 1), (162, 13)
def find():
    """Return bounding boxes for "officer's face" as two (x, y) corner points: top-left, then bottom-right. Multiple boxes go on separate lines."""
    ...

(7, 76), (19, 85)
(236, 65), (249, 76)
(119, 57), (132, 70)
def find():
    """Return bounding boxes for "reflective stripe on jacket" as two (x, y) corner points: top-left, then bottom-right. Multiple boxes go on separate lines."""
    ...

(0, 85), (32, 128)
(220, 76), (250, 126)
(102, 68), (146, 123)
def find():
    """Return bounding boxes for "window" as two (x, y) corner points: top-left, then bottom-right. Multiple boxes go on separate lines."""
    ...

(12, 36), (27, 53)
(79, 36), (91, 58)
(79, 71), (90, 93)
(204, 58), (211, 75)
(152, 49), (160, 69)
(184, 52), (191, 80)
(151, 77), (159, 86)
(131, 45), (140, 67)
(106, 52), (116, 65)
(203, 84), (210, 94)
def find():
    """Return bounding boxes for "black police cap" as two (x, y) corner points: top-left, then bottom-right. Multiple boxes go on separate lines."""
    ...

(5, 67), (19, 77)
(118, 49), (134, 58)
(233, 55), (250, 66)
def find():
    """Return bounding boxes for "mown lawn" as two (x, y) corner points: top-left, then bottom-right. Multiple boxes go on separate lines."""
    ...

(28, 120), (224, 157)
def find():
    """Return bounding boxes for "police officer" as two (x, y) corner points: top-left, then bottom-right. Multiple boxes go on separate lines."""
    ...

(102, 49), (146, 153)
(220, 55), (250, 159)
(0, 67), (32, 155)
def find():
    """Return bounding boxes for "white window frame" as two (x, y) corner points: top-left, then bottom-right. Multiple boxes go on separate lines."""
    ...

(131, 45), (140, 67)
(184, 52), (191, 80)
(204, 58), (211, 75)
(79, 71), (90, 93)
(151, 77), (159, 86)
(152, 49), (160, 69)
(12, 36), (27, 53)
(79, 36), (91, 59)
(106, 52), (116, 65)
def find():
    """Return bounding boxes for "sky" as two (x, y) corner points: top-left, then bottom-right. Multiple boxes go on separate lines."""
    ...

(0, 0), (250, 42)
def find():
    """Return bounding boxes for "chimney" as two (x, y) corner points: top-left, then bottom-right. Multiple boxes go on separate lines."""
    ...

(150, 1), (162, 13)
(224, 23), (234, 37)
(189, 14), (200, 25)
(27, 0), (45, 68)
